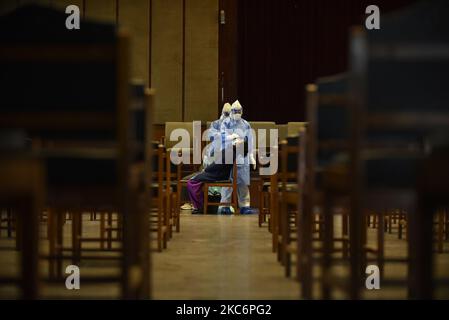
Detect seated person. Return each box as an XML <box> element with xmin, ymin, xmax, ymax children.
<box><xmin>180</xmin><ymin>103</ymin><xmax>232</xmax><ymax>211</ymax></box>
<box><xmin>187</xmin><ymin>135</ymin><xmax>248</xmax><ymax>214</ymax></box>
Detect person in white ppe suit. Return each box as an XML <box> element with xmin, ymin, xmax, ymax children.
<box><xmin>203</xmin><ymin>102</ymin><xmax>232</xmax><ymax>167</ymax></box>
<box><xmin>219</xmin><ymin>100</ymin><xmax>256</xmax><ymax>215</ymax></box>
<box><xmin>182</xmin><ymin>103</ymin><xmax>232</xmax><ymax>211</ymax></box>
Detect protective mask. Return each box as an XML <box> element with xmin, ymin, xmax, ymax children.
<box><xmin>231</xmin><ymin>113</ymin><xmax>241</xmax><ymax>121</ymax></box>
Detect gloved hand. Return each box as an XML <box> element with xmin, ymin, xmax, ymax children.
<box><xmin>203</xmin><ymin>154</ymin><xmax>211</xmax><ymax>167</ymax></box>
<box><xmin>249</xmin><ymin>153</ymin><xmax>257</xmax><ymax>170</ymax></box>
<box><xmin>226</xmin><ymin>133</ymin><xmax>240</xmax><ymax>141</ymax></box>
<box><xmin>232</xmin><ymin>138</ymin><xmax>244</xmax><ymax>146</ymax></box>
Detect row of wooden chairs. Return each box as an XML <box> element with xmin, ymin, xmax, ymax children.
<box><xmin>0</xmin><ymin>5</ymin><xmax>151</xmax><ymax>299</ymax></box>
<box><xmin>261</xmin><ymin>1</ymin><xmax>449</xmax><ymax>299</ymax></box>
<box><xmin>263</xmin><ymin>82</ymin><xmax>449</xmax><ymax>298</ymax></box>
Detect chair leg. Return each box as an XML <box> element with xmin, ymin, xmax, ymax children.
<box><xmin>342</xmin><ymin>211</ymin><xmax>349</xmax><ymax>259</ymax></box>
<box><xmin>258</xmin><ymin>192</ymin><xmax>264</xmax><ymax>227</ymax></box>
<box><xmin>409</xmin><ymin>200</ymin><xmax>433</xmax><ymax>299</ymax></box>
<box><xmin>299</xmin><ymin>193</ymin><xmax>313</xmax><ymax>299</ymax></box>
<box><xmin>175</xmin><ymin>193</ymin><xmax>180</xmax><ymax>233</ymax></box>
<box><xmin>377</xmin><ymin>210</ymin><xmax>385</xmax><ymax>279</ymax></box>
<box><xmin>437</xmin><ymin>210</ymin><xmax>444</xmax><ymax>253</ymax></box>
<box><xmin>321</xmin><ymin>192</ymin><xmax>333</xmax><ymax>299</ymax></box>
<box><xmin>203</xmin><ymin>184</ymin><xmax>208</xmax><ymax>215</ymax></box>
<box><xmin>19</xmin><ymin>199</ymin><xmax>39</xmax><ymax>299</ymax></box>
<box><xmin>232</xmin><ymin>186</ymin><xmax>238</xmax><ymax>215</ymax></box>
<box><xmin>73</xmin><ymin>211</ymin><xmax>82</xmax><ymax>266</ymax></box>
<box><xmin>444</xmin><ymin>209</ymin><xmax>449</xmax><ymax>240</ymax></box>
<box><xmin>163</xmin><ymin>230</ymin><xmax>168</xmax><ymax>249</ymax></box>
<box><xmin>271</xmin><ymin>192</ymin><xmax>278</xmax><ymax>253</ymax></box>
<box><xmin>167</xmin><ymin>194</ymin><xmax>173</xmax><ymax>239</ymax></box>
<box><xmin>157</xmin><ymin>210</ymin><xmax>163</xmax><ymax>252</ymax></box>
<box><xmin>47</xmin><ymin>208</ymin><xmax>56</xmax><ymax>279</ymax></box>
<box><xmin>7</xmin><ymin>209</ymin><xmax>13</xmax><ymax>238</ymax></box>
<box><xmin>281</xmin><ymin>206</ymin><xmax>289</xmax><ymax>272</ymax></box>
<box><xmin>100</xmin><ymin>213</ymin><xmax>105</xmax><ymax>250</ymax></box>
<box><xmin>15</xmin><ymin>209</ymin><xmax>22</xmax><ymax>251</ymax></box>
<box><xmin>55</xmin><ymin>209</ymin><xmax>64</xmax><ymax>279</ymax></box>
<box><xmin>107</xmin><ymin>212</ymin><xmax>113</xmax><ymax>250</ymax></box>
<box><xmin>72</xmin><ymin>211</ymin><xmax>79</xmax><ymax>266</ymax></box>
<box><xmin>388</xmin><ymin>212</ymin><xmax>394</xmax><ymax>234</ymax></box>
<box><xmin>285</xmin><ymin>250</ymin><xmax>291</xmax><ymax>278</ymax></box>
<box><xmin>398</xmin><ymin>217</ymin><xmax>404</xmax><ymax>240</ymax></box>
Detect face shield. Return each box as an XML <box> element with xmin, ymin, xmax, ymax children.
<box><xmin>231</xmin><ymin>108</ymin><xmax>242</xmax><ymax>121</ymax></box>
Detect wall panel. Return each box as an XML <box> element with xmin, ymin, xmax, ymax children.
<box><xmin>238</xmin><ymin>0</ymin><xmax>417</xmax><ymax>123</ymax></box>
<box><xmin>184</xmin><ymin>0</ymin><xmax>218</xmax><ymax>122</ymax></box>
<box><xmin>51</xmin><ymin>0</ymin><xmax>84</xmax><ymax>15</ymax></box>
<box><xmin>85</xmin><ymin>0</ymin><xmax>115</xmax><ymax>23</ymax></box>
<box><xmin>119</xmin><ymin>0</ymin><xmax>149</xmax><ymax>85</ymax></box>
<box><xmin>151</xmin><ymin>0</ymin><xmax>183</xmax><ymax>123</ymax></box>
<box><xmin>0</xmin><ymin>0</ymin><xmax>18</xmax><ymax>15</ymax></box>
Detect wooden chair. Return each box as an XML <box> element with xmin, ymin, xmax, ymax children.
<box><xmin>278</xmin><ymin>133</ymin><xmax>306</xmax><ymax>278</ymax></box>
<box><xmin>164</xmin><ymin>121</ymin><xmax>198</xmax><ymax>223</ymax></box>
<box><xmin>287</xmin><ymin>122</ymin><xmax>307</xmax><ymax>138</ymax></box>
<box><xmin>257</xmin><ymin>124</ymin><xmax>282</xmax><ymax>228</ymax></box>
<box><xmin>203</xmin><ymin>161</ymin><xmax>238</xmax><ymax>214</ymax></box>
<box><xmin>96</xmin><ymin>82</ymin><xmax>150</xmax><ymax>252</ymax></box>
<box><xmin>299</xmin><ymin>75</ymin><xmax>352</xmax><ymax>299</ymax></box>
<box><xmin>149</xmin><ymin>142</ymin><xmax>169</xmax><ymax>252</ymax></box>
<box><xmin>165</xmin><ymin>147</ymin><xmax>182</xmax><ymax>235</ymax></box>
<box><xmin>0</xmin><ymin>209</ymin><xmax>14</xmax><ymax>239</ymax></box>
<box><xmin>0</xmin><ymin>5</ymin><xmax>150</xmax><ymax>298</ymax></box>
<box><xmin>277</xmin><ymin>124</ymin><xmax>288</xmax><ymax>141</ymax></box>
<box><xmin>249</xmin><ymin>121</ymin><xmax>277</xmax><ymax>163</ymax></box>
<box><xmin>305</xmin><ymin>72</ymin><xmax>408</xmax><ymax>299</ymax></box>
<box><xmin>0</xmin><ymin>155</ymin><xmax>45</xmax><ymax>299</ymax></box>
<box><xmin>258</xmin><ymin>152</ymin><xmax>278</xmax><ymax>228</ymax></box>
<box><xmin>349</xmin><ymin>0</ymin><xmax>449</xmax><ymax>298</ymax></box>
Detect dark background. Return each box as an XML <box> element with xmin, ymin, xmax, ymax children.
<box><xmin>237</xmin><ymin>0</ymin><xmax>417</xmax><ymax>123</ymax></box>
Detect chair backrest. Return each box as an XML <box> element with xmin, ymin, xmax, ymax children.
<box><xmin>304</xmin><ymin>73</ymin><xmax>349</xmax><ymax>196</ymax></box>
<box><xmin>280</xmin><ymin>136</ymin><xmax>302</xmax><ymax>186</ymax></box>
<box><xmin>350</xmin><ymin>0</ymin><xmax>449</xmax><ymax>191</ymax></box>
<box><xmin>287</xmin><ymin>122</ymin><xmax>307</xmax><ymax>138</ymax></box>
<box><xmin>277</xmin><ymin>124</ymin><xmax>288</xmax><ymax>141</ymax></box>
<box><xmin>0</xmin><ymin>5</ymin><xmax>131</xmax><ymax>190</ymax></box>
<box><xmin>164</xmin><ymin>122</ymin><xmax>194</xmax><ymax>149</ymax></box>
<box><xmin>307</xmin><ymin>73</ymin><xmax>349</xmax><ymax>170</ymax></box>
<box><xmin>0</xmin><ymin>5</ymin><xmax>125</xmax><ymax>146</ymax></box>
<box><xmin>249</xmin><ymin>121</ymin><xmax>277</xmax><ymax>151</ymax></box>
<box><xmin>131</xmin><ymin>81</ymin><xmax>152</xmax><ymax>163</ymax></box>
<box><xmin>352</xmin><ymin>0</ymin><xmax>449</xmax><ymax>145</ymax></box>
<box><xmin>0</xmin><ymin>5</ymin><xmax>151</xmax><ymax>299</ymax></box>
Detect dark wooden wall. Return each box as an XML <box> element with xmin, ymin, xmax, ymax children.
<box><xmin>219</xmin><ymin>0</ymin><xmax>239</xmax><ymax>110</ymax></box>
<box><xmin>237</xmin><ymin>0</ymin><xmax>417</xmax><ymax>123</ymax></box>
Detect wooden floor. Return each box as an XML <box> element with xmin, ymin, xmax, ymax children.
<box><xmin>153</xmin><ymin>212</ymin><xmax>298</xmax><ymax>299</ymax></box>
<box><xmin>0</xmin><ymin>211</ymin><xmax>448</xmax><ymax>299</ymax></box>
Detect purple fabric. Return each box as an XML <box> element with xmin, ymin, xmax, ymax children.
<box><xmin>187</xmin><ymin>179</ymin><xmax>204</xmax><ymax>210</ymax></box>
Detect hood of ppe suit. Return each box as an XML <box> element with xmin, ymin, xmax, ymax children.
<box><xmin>220</xmin><ymin>103</ymin><xmax>232</xmax><ymax>120</ymax></box>
<box><xmin>231</xmin><ymin>100</ymin><xmax>243</xmax><ymax>122</ymax></box>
